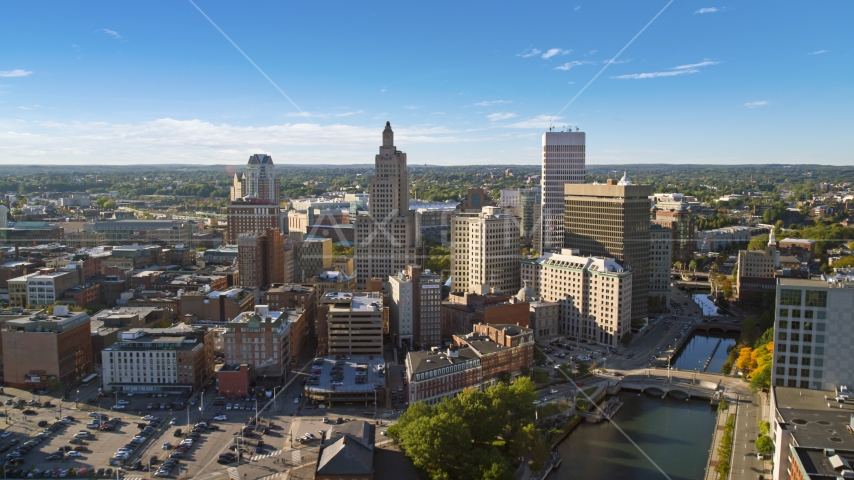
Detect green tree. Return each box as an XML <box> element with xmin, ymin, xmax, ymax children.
<box><xmin>620</xmin><ymin>332</ymin><xmax>633</xmax><ymax>347</ymax></box>
<box><xmin>103</xmin><ymin>200</ymin><xmax>117</xmax><ymax>209</ymax></box>
<box><xmin>756</xmin><ymin>435</ymin><xmax>773</xmax><ymax>457</ymax></box>
<box><xmin>748</xmin><ymin>235</ymin><xmax>769</xmax><ymax>250</ymax></box>
<box><xmin>575</xmin><ymin>361</ymin><xmax>590</xmax><ymax>377</ymax></box>
<box><xmin>758</xmin><ymin>421</ymin><xmax>770</xmax><ymax>435</ymax></box>
<box><xmin>833</xmin><ymin>256</ymin><xmax>854</xmax><ymax>268</ymax></box>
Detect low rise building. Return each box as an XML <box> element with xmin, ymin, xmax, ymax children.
<box><xmin>65</xmin><ymin>231</ymin><xmax>106</xmax><ymax>248</ymax></box>
<box><xmin>303</xmin><ymin>355</ymin><xmax>386</xmax><ymax>406</ymax></box>
<box><xmin>453</xmin><ymin>323</ymin><xmax>534</xmax><ymax>383</ymax></box>
<box><xmin>695</xmin><ymin>225</ymin><xmax>752</xmax><ymax>254</ymax></box>
<box><xmin>321</xmin><ymin>292</ymin><xmax>384</xmax><ymax>357</ymax></box>
<box><xmin>101</xmin><ymin>325</ymin><xmax>215</xmax><ymax>393</ymax></box>
<box><xmin>179</xmin><ymin>288</ymin><xmax>254</xmax><ymax>323</ymax></box>
<box><xmin>61</xmin><ymin>282</ymin><xmax>101</xmax><ymax>310</ymax></box>
<box><xmin>93</xmin><ymin>220</ymin><xmax>195</xmax><ymax>245</ymax></box>
<box><xmin>223</xmin><ymin>305</ymin><xmax>292</xmax><ymax>379</ymax></box>
<box><xmin>405</xmin><ymin>346</ymin><xmax>482</xmax><ymax>406</ymax></box>
<box><xmin>216</xmin><ymin>363</ymin><xmax>254</xmax><ymax>398</ymax></box>
<box><xmin>25</xmin><ymin>268</ymin><xmax>83</xmax><ymax>307</ymax></box>
<box><xmin>2</xmin><ymin>306</ymin><xmax>93</xmax><ymax>389</ymax></box>
<box><xmin>440</xmin><ymin>291</ymin><xmax>529</xmax><ymax>340</ymax></box>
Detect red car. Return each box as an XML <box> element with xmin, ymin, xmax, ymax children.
<box><xmin>576</xmin><ymin>382</ymin><xmax>585</xmax><ymax>387</ymax></box>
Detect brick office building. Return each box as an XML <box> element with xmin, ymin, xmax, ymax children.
<box><xmin>2</xmin><ymin>307</ymin><xmax>93</xmax><ymax>389</ymax></box>
<box><xmin>453</xmin><ymin>323</ymin><xmax>534</xmax><ymax>384</ymax></box>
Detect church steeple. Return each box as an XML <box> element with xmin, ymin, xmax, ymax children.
<box><xmin>382</xmin><ymin>121</ymin><xmax>394</xmax><ymax>147</ymax></box>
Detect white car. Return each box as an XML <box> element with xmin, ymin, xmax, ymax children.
<box><xmin>88</xmin><ymin>412</ymin><xmax>100</xmax><ymax>418</ymax></box>
<box><xmin>117</xmin><ymin>448</ymin><xmax>134</xmax><ymax>453</ymax></box>
<box><xmin>214</xmin><ymin>414</ymin><xmax>227</xmax><ymax>421</ymax></box>
<box><xmin>225</xmin><ymin>404</ymin><xmax>232</xmax><ymax>411</ymax></box>
<box><xmin>73</xmin><ymin>432</ymin><xmax>90</xmax><ymax>438</ymax></box>
<box><xmin>294</xmin><ymin>397</ymin><xmax>300</xmax><ymax>404</ymax></box>
<box><xmin>0</xmin><ymin>431</ymin><xmax>10</xmax><ymax>438</ymax></box>
<box><xmin>141</xmin><ymin>415</ymin><xmax>156</xmax><ymax>421</ymax></box>
<box><xmin>162</xmin><ymin>442</ymin><xmax>171</xmax><ymax>450</ymax></box>
<box><xmin>117</xmin><ymin>400</ymin><xmax>130</xmax><ymax>405</ymax></box>
<box><xmin>169</xmin><ymin>418</ymin><xmax>178</xmax><ymax>425</ymax></box>
<box><xmin>111</xmin><ymin>405</ymin><xmax>126</xmax><ymax>410</ymax></box>
<box><xmin>550</xmin><ymin>389</ymin><xmax>559</xmax><ymax>394</ymax></box>
<box><xmin>67</xmin><ymin>451</ymin><xmax>82</xmax><ymax>458</ymax></box>
<box><xmin>113</xmin><ymin>452</ymin><xmax>129</xmax><ymax>460</ymax></box>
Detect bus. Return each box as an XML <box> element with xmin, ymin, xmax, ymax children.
<box><xmin>81</xmin><ymin>374</ymin><xmax>99</xmax><ymax>387</ymax></box>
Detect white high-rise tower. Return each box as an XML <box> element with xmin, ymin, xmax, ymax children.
<box><xmin>230</xmin><ymin>154</ymin><xmax>281</xmax><ymax>204</ymax></box>
<box><xmin>354</xmin><ymin>122</ymin><xmax>417</xmax><ymax>286</ymax></box>
<box><xmin>540</xmin><ymin>130</ymin><xmax>585</xmax><ymax>253</ymax></box>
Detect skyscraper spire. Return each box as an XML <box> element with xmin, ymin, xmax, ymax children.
<box><xmin>383</xmin><ymin>121</ymin><xmax>394</xmax><ymax>147</ymax></box>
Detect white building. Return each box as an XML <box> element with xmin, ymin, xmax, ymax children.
<box><xmin>451</xmin><ymin>206</ymin><xmax>520</xmax><ymax>295</ymax></box>
<box><xmin>522</xmin><ymin>249</ymin><xmax>633</xmax><ymax>347</ymax></box>
<box><xmin>499</xmin><ymin>189</ymin><xmax>521</xmax><ymax>215</ymax></box>
<box><xmin>540</xmin><ymin>130</ymin><xmax>585</xmax><ymax>253</ymax></box>
<box><xmin>354</xmin><ymin>123</ymin><xmax>417</xmax><ymax>287</ymax></box>
<box><xmin>695</xmin><ymin>225</ymin><xmax>752</xmax><ymax>253</ymax></box>
<box><xmin>771</xmin><ymin>274</ymin><xmax>854</xmax><ymax>391</ymax></box>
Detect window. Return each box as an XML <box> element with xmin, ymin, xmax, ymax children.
<box><xmin>778</xmin><ymin>332</ymin><xmax>787</xmax><ymax>341</ymax></box>
<box><xmin>800</xmin><ymin>380</ymin><xmax>810</xmax><ymax>389</ymax></box>
<box><xmin>804</xmin><ymin>310</ymin><xmax>814</xmax><ymax>319</ymax></box>
<box><xmin>815</xmin><ymin>347</ymin><xmax>824</xmax><ymax>356</ymax></box>
<box><xmin>801</xmin><ymin>357</ymin><xmax>810</xmax><ymax>366</ymax></box>
<box><xmin>780</xmin><ymin>289</ymin><xmax>802</xmax><ymax>306</ymax></box>
<box><xmin>805</xmin><ymin>290</ymin><xmax>827</xmax><ymax>308</ymax></box>
<box><xmin>803</xmin><ymin>334</ymin><xmax>812</xmax><ymax>343</ymax></box>
<box><xmin>813</xmin><ymin>370</ymin><xmax>823</xmax><ymax>379</ymax></box>
<box><xmin>791</xmin><ymin>321</ymin><xmax>801</xmax><ymax>330</ymax></box>
<box><xmin>814</xmin><ymin>358</ymin><xmax>823</xmax><ymax>367</ymax></box>
<box><xmin>777</xmin><ymin>355</ymin><xmax>786</xmax><ymax>364</ymax></box>
<box><xmin>816</xmin><ymin>323</ymin><xmax>826</xmax><ymax>332</ymax></box>
<box><xmin>803</xmin><ymin>346</ymin><xmax>811</xmax><ymax>355</ymax></box>
<box><xmin>790</xmin><ymin>333</ymin><xmax>800</xmax><ymax>342</ymax></box>
<box><xmin>779</xmin><ymin>320</ymin><xmax>788</xmax><ymax>329</ymax></box>
<box><xmin>816</xmin><ymin>335</ymin><xmax>825</xmax><ymax>344</ymax></box>
<box><xmin>790</xmin><ymin>345</ymin><xmax>799</xmax><ymax>353</ymax></box>
<box><xmin>817</xmin><ymin>311</ymin><xmax>826</xmax><ymax>320</ymax></box>
<box><xmin>788</xmin><ymin>356</ymin><xmax>798</xmax><ymax>364</ymax></box>
<box><xmin>788</xmin><ymin>368</ymin><xmax>798</xmax><ymax>377</ymax></box>
<box><xmin>779</xmin><ymin>308</ymin><xmax>789</xmax><ymax>317</ymax></box>
<box><xmin>803</xmin><ymin>322</ymin><xmax>813</xmax><ymax>331</ymax></box>
<box><xmin>791</xmin><ymin>310</ymin><xmax>801</xmax><ymax>319</ymax></box>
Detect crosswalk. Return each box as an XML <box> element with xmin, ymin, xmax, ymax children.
<box><xmin>257</xmin><ymin>473</ymin><xmax>285</xmax><ymax>480</ymax></box>
<box><xmin>124</xmin><ymin>477</ymin><xmax>145</xmax><ymax>480</ymax></box>
<box><xmin>227</xmin><ymin>467</ymin><xmax>240</xmax><ymax>480</ymax></box>
<box><xmin>250</xmin><ymin>449</ymin><xmax>283</xmax><ymax>461</ymax></box>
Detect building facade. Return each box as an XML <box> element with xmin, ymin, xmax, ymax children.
<box><xmin>522</xmin><ymin>249</ymin><xmax>633</xmax><ymax>347</ymax></box>
<box><xmin>563</xmin><ymin>177</ymin><xmax>650</xmax><ymax>324</ymax></box>
<box><xmin>226</xmin><ymin>198</ymin><xmax>281</xmax><ymax>244</ymax></box>
<box><xmin>237</xmin><ymin>228</ymin><xmax>284</xmax><ymax>289</ymax></box>
<box><xmin>230</xmin><ymin>154</ymin><xmax>281</xmax><ymax>204</ymax></box>
<box><xmin>354</xmin><ymin>123</ymin><xmax>417</xmax><ymax>287</ymax></box>
<box><xmin>223</xmin><ymin>305</ymin><xmax>292</xmax><ymax>379</ymax></box>
<box><xmin>450</xmin><ymin>206</ymin><xmax>520</xmax><ymax>295</ymax></box>
<box><xmin>388</xmin><ymin>266</ymin><xmax>442</xmax><ymax>349</ymax></box>
<box><xmin>93</xmin><ymin>220</ymin><xmax>194</xmax><ymax>245</ymax></box>
<box><xmin>736</xmin><ymin>230</ymin><xmax>779</xmax><ymax>301</ymax></box>
<box><xmin>321</xmin><ymin>291</ymin><xmax>385</xmax><ymax>356</ymax></box>
<box><xmin>652</xmin><ymin>206</ymin><xmax>696</xmax><ymax>265</ymax></box>
<box><xmin>2</xmin><ymin>307</ymin><xmax>93</xmax><ymax>389</ymax></box>
<box><xmin>649</xmin><ymin>223</ymin><xmax>672</xmax><ymax>307</ymax></box>
<box><xmin>771</xmin><ymin>274</ymin><xmax>854</xmax><ymax>391</ymax></box>
<box><xmin>540</xmin><ymin>130</ymin><xmax>585</xmax><ymax>253</ymax></box>
<box><xmin>101</xmin><ymin>326</ymin><xmax>214</xmax><ymax>393</ymax></box>
<box><xmin>295</xmin><ymin>238</ymin><xmax>333</xmax><ymax>282</ymax></box>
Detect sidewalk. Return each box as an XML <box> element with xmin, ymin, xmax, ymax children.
<box><xmin>704</xmin><ymin>402</ymin><xmax>733</xmax><ymax>480</ymax></box>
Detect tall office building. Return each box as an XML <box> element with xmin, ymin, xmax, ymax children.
<box><xmin>451</xmin><ymin>206</ymin><xmax>520</xmax><ymax>295</ymax></box>
<box><xmin>649</xmin><ymin>223</ymin><xmax>673</xmax><ymax>307</ymax></box>
<box><xmin>652</xmin><ymin>205</ymin><xmax>696</xmax><ymax>265</ymax></box>
<box><xmin>230</xmin><ymin>154</ymin><xmax>281</xmax><ymax>204</ymax></box>
<box><xmin>540</xmin><ymin>130</ymin><xmax>585</xmax><ymax>253</ymax></box>
<box><xmin>226</xmin><ymin>198</ymin><xmax>282</xmax><ymax>244</ymax></box>
<box><xmin>389</xmin><ymin>266</ymin><xmax>442</xmax><ymax>348</ymax></box>
<box><xmin>563</xmin><ymin>174</ymin><xmax>651</xmax><ymax>324</ymax></box>
<box><xmin>0</xmin><ymin>205</ymin><xmax>8</xmax><ymax>228</ymax></box>
<box><xmin>771</xmin><ymin>274</ymin><xmax>854</xmax><ymax>391</ymax></box>
<box><xmin>237</xmin><ymin>228</ymin><xmax>285</xmax><ymax>288</ymax></box>
<box><xmin>354</xmin><ymin>122</ymin><xmax>417</xmax><ymax>287</ymax></box>
<box><xmin>520</xmin><ymin>186</ymin><xmax>541</xmax><ymax>247</ymax></box>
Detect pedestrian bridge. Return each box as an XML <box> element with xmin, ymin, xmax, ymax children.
<box><xmin>611</xmin><ymin>375</ymin><xmax>722</xmax><ymax>402</ymax></box>
<box><xmin>693</xmin><ymin>321</ymin><xmax>742</xmax><ymax>334</ymax></box>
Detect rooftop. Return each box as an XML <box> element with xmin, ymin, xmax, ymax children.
<box><xmin>407</xmin><ymin>346</ymin><xmax>481</xmax><ymax>376</ymax></box>
<box><xmin>304</xmin><ymin>355</ymin><xmax>386</xmax><ymax>394</ymax></box>
<box><xmin>774</xmin><ymin>386</ymin><xmax>854</xmax><ymax>451</ymax></box>
<box><xmin>792</xmin><ymin>447</ymin><xmax>854</xmax><ymax>478</ymax></box>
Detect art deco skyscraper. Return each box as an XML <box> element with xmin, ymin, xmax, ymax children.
<box><xmin>540</xmin><ymin>130</ymin><xmax>585</xmax><ymax>253</ymax></box>
<box><xmin>354</xmin><ymin>122</ymin><xmax>417</xmax><ymax>287</ymax></box>
<box><xmin>563</xmin><ymin>174</ymin><xmax>651</xmax><ymax>325</ymax></box>
<box><xmin>230</xmin><ymin>154</ymin><xmax>281</xmax><ymax>204</ymax></box>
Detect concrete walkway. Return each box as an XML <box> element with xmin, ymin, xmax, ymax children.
<box><xmin>704</xmin><ymin>402</ymin><xmax>733</xmax><ymax>480</ymax></box>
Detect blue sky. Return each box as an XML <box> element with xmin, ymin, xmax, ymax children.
<box><xmin>1</xmin><ymin>1</ymin><xmax>851</xmax><ymax>166</ymax></box>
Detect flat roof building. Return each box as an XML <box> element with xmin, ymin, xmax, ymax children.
<box><xmin>320</xmin><ymin>291</ymin><xmax>385</xmax><ymax>357</ymax></box>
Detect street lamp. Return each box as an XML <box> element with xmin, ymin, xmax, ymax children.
<box><xmin>76</xmin><ymin>390</ymin><xmax>79</xmax><ymax>408</ymax></box>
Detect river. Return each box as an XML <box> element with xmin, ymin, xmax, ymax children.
<box><xmin>553</xmin><ymin>392</ymin><xmax>718</xmax><ymax>480</ymax></box>
<box><xmin>671</xmin><ymin>332</ymin><xmax>738</xmax><ymax>374</ymax></box>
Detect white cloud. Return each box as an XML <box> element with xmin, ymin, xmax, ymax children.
<box><xmin>0</xmin><ymin>118</ymin><xmax>506</xmax><ymax>165</ymax></box>
<box><xmin>517</xmin><ymin>48</ymin><xmax>542</xmax><ymax>58</ymax></box>
<box><xmin>612</xmin><ymin>59</ymin><xmax>719</xmax><ymax>79</ymax></box>
<box><xmin>333</xmin><ymin>110</ymin><xmax>364</xmax><ymax>117</ymax></box>
<box><xmin>487</xmin><ymin>112</ymin><xmax>518</xmax><ymax>121</ymax></box>
<box><xmin>17</xmin><ymin>105</ymin><xmax>40</xmax><ymax>110</ymax></box>
<box><xmin>808</xmin><ymin>50</ymin><xmax>827</xmax><ymax>55</ymax></box>
<box><xmin>506</xmin><ymin>115</ymin><xmax>562</xmax><ymax>129</ymax></box>
<box><xmin>589</xmin><ymin>50</ymin><xmax>597</xmax><ymax>55</ymax></box>
<box><xmin>473</xmin><ymin>100</ymin><xmax>512</xmax><ymax>107</ymax></box>
<box><xmin>694</xmin><ymin>7</ymin><xmax>718</xmax><ymax>14</ymax></box>
<box><xmin>674</xmin><ymin>60</ymin><xmax>720</xmax><ymax>69</ymax></box>
<box><xmin>567</xmin><ymin>82</ymin><xmax>575</xmax><ymax>84</ymax></box>
<box><xmin>0</xmin><ymin>69</ymin><xmax>33</xmax><ymax>78</ymax></box>
<box><xmin>431</xmin><ymin>112</ymin><xmax>445</xmax><ymax>115</ymax></box>
<box><xmin>404</xmin><ymin>105</ymin><xmax>418</xmax><ymax>110</ymax></box>
<box><xmin>574</xmin><ymin>5</ymin><xmax>581</xmax><ymax>11</ymax></box>
<box><xmin>613</xmin><ymin>69</ymin><xmax>699</xmax><ymax>79</ymax></box>
<box><xmin>285</xmin><ymin>110</ymin><xmax>364</xmax><ymax>119</ymax></box>
<box><xmin>380</xmin><ymin>87</ymin><xmax>386</xmax><ymax>93</ymax></box>
<box><xmin>745</xmin><ymin>101</ymin><xmax>769</xmax><ymax>108</ymax></box>
<box><xmin>554</xmin><ymin>60</ymin><xmax>594</xmax><ymax>71</ymax></box>
<box><xmin>101</xmin><ymin>28</ymin><xmax>122</xmax><ymax>39</ymax></box>
<box><xmin>542</xmin><ymin>48</ymin><xmax>570</xmax><ymax>59</ymax></box>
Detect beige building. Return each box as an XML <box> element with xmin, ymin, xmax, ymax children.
<box><xmin>451</xmin><ymin>206</ymin><xmax>520</xmax><ymax>295</ymax></box>
<box><xmin>7</xmin><ymin>273</ymin><xmax>38</xmax><ymax>308</ymax></box>
<box><xmin>736</xmin><ymin>230</ymin><xmax>779</xmax><ymax>300</ymax></box>
<box><xmin>320</xmin><ymin>291</ymin><xmax>385</xmax><ymax>356</ymax></box>
<box><xmin>389</xmin><ymin>266</ymin><xmax>442</xmax><ymax>348</ymax></box>
<box><xmin>522</xmin><ymin>249</ymin><xmax>633</xmax><ymax>347</ymax></box>
<box><xmin>223</xmin><ymin>305</ymin><xmax>292</xmax><ymax>378</ymax></box>
<box><xmin>25</xmin><ymin>268</ymin><xmax>82</xmax><ymax>307</ymax></box>
<box><xmin>93</xmin><ymin>220</ymin><xmax>195</xmax><ymax>245</ymax></box>
<box><xmin>229</xmin><ymin>154</ymin><xmax>281</xmax><ymax>204</ymax></box>
<box><xmin>529</xmin><ymin>300</ymin><xmax>560</xmax><ymax>340</ymax></box>
<box><xmin>354</xmin><ymin>122</ymin><xmax>417</xmax><ymax>287</ymax></box>
<box><xmin>65</xmin><ymin>231</ymin><xmax>106</xmax><ymax>248</ymax></box>
<box><xmin>563</xmin><ymin>175</ymin><xmax>650</xmax><ymax>324</ymax></box>
<box><xmin>295</xmin><ymin>238</ymin><xmax>333</xmax><ymax>282</ymax></box>
<box><xmin>649</xmin><ymin>223</ymin><xmax>672</xmax><ymax>306</ymax></box>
